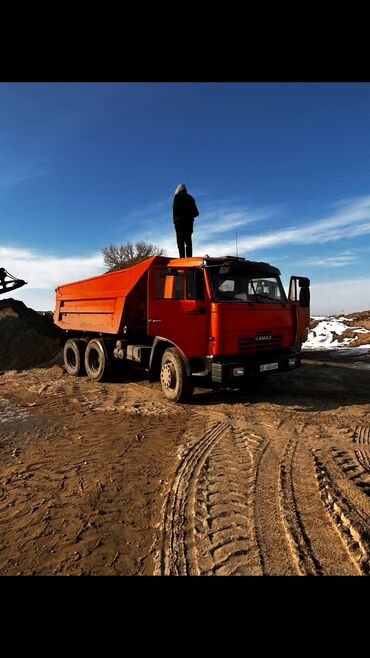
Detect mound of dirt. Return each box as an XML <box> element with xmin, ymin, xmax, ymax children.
<box><xmin>343</xmin><ymin>310</ymin><xmax>370</xmax><ymax>330</ymax></box>
<box><xmin>331</xmin><ymin>328</ymin><xmax>370</xmax><ymax>347</ymax></box>
<box><xmin>0</xmin><ymin>298</ymin><xmax>64</xmax><ymax>371</ymax></box>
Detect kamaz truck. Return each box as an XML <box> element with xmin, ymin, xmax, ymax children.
<box><xmin>54</xmin><ymin>255</ymin><xmax>310</xmax><ymax>402</ymax></box>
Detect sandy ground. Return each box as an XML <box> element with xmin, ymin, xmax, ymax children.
<box><xmin>1</xmin><ymin>350</ymin><xmax>370</xmax><ymax>576</ymax></box>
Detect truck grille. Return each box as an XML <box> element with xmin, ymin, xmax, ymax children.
<box><xmin>238</xmin><ymin>335</ymin><xmax>283</xmax><ymax>352</ymax></box>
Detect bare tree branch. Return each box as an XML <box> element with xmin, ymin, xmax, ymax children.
<box><xmin>102</xmin><ymin>241</ymin><xmax>167</xmax><ymax>271</ymax></box>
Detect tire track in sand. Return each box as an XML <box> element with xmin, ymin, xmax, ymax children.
<box><xmin>278</xmin><ymin>438</ymin><xmax>323</xmax><ymax>575</ymax></box>
<box><xmin>155</xmin><ymin>421</ymin><xmax>267</xmax><ymax>576</ymax></box>
<box><xmin>312</xmin><ymin>450</ymin><xmax>370</xmax><ymax>575</ymax></box>
<box><xmin>252</xmin><ymin>419</ymin><xmax>359</xmax><ymax>576</ymax></box>
<box><xmin>353</xmin><ymin>426</ymin><xmax>370</xmax><ymax>445</ymax></box>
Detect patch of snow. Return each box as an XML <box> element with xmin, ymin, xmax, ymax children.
<box><xmin>304</xmin><ymin>319</ymin><xmax>348</xmax><ymax>349</ymax></box>
<box><xmin>304</xmin><ymin>316</ymin><xmax>370</xmax><ymax>350</ymax></box>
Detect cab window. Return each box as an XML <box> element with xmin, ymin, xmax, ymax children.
<box><xmin>172</xmin><ymin>271</ymin><xmax>185</xmax><ymax>299</ymax></box>
<box><xmin>153</xmin><ymin>269</ymin><xmax>185</xmax><ymax>299</ymax></box>
<box><xmin>154</xmin><ymin>268</ymin><xmax>204</xmax><ymax>300</ymax></box>
<box><xmin>186</xmin><ymin>270</ymin><xmax>204</xmax><ymax>300</ymax></box>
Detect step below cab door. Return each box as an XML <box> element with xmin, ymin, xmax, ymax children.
<box><xmin>147</xmin><ymin>266</ymin><xmax>209</xmax><ymax>357</ymax></box>
<box><xmin>288</xmin><ymin>276</ymin><xmax>310</xmax><ymax>347</ymax></box>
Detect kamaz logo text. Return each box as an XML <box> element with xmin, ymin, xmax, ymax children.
<box><xmin>255</xmin><ymin>335</ymin><xmax>272</xmax><ymax>341</ymax></box>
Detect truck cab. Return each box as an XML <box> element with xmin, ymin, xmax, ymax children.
<box><xmin>146</xmin><ymin>256</ymin><xmax>310</xmax><ymax>397</ymax></box>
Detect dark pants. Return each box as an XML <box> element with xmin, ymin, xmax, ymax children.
<box><xmin>174</xmin><ymin>220</ymin><xmax>193</xmax><ymax>258</ymax></box>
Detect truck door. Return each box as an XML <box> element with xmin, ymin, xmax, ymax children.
<box><xmin>147</xmin><ymin>266</ymin><xmax>209</xmax><ymax>357</ymax></box>
<box><xmin>288</xmin><ymin>276</ymin><xmax>310</xmax><ymax>346</ymax></box>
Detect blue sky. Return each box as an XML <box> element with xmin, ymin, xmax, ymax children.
<box><xmin>1</xmin><ymin>81</ymin><xmax>370</xmax><ymax>314</ymax></box>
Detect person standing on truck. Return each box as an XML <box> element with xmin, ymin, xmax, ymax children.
<box><xmin>173</xmin><ymin>183</ymin><xmax>199</xmax><ymax>258</ymax></box>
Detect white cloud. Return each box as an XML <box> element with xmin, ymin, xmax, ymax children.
<box><xmin>191</xmin><ymin>195</ymin><xmax>370</xmax><ymax>255</ymax></box>
<box><xmin>0</xmin><ymin>246</ymin><xmax>35</xmax><ymax>259</ymax></box>
<box><xmin>0</xmin><ymin>245</ymin><xmax>104</xmax><ymax>309</ymax></box>
<box><xmin>308</xmin><ymin>278</ymin><xmax>370</xmax><ymax>315</ymax></box>
<box><xmin>134</xmin><ymin>194</ymin><xmax>370</xmax><ymax>260</ymax></box>
<box><xmin>196</xmin><ymin>207</ymin><xmax>276</xmax><ymax>239</ymax></box>
<box><xmin>132</xmin><ymin>201</ymin><xmax>278</xmax><ymax>258</ymax></box>
<box><xmin>302</xmin><ymin>252</ymin><xmax>359</xmax><ymax>268</ymax></box>
<box><xmin>9</xmin><ymin>287</ymin><xmax>58</xmax><ymax>312</ymax></box>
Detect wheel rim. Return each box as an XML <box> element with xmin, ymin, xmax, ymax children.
<box><xmin>161</xmin><ymin>362</ymin><xmax>177</xmax><ymax>390</ymax></box>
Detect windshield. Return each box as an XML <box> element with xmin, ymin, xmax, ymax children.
<box><xmin>207</xmin><ymin>268</ymin><xmax>286</xmax><ymax>304</ymax></box>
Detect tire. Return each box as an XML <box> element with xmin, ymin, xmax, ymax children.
<box><xmin>84</xmin><ymin>339</ymin><xmax>107</xmax><ymax>382</ymax></box>
<box><xmin>63</xmin><ymin>338</ymin><xmax>87</xmax><ymax>376</ymax></box>
<box><xmin>160</xmin><ymin>347</ymin><xmax>193</xmax><ymax>402</ymax></box>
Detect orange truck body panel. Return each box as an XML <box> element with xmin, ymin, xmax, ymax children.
<box><xmin>54</xmin><ymin>256</ymin><xmax>210</xmax><ymax>339</ymax></box>
<box><xmin>54</xmin><ymin>256</ymin><xmax>161</xmax><ymax>334</ymax></box>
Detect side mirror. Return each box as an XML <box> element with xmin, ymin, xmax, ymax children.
<box><xmin>298</xmin><ymin>277</ymin><xmax>310</xmax><ymax>288</ymax></box>
<box><xmin>299</xmin><ymin>286</ymin><xmax>310</xmax><ymax>308</ymax></box>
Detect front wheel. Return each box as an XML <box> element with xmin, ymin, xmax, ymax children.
<box><xmin>160</xmin><ymin>347</ymin><xmax>193</xmax><ymax>402</ymax></box>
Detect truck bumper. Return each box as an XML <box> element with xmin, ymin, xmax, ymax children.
<box><xmin>211</xmin><ymin>354</ymin><xmax>301</xmax><ymax>384</ymax></box>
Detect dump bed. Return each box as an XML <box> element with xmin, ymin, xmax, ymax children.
<box><xmin>54</xmin><ymin>256</ymin><xmax>166</xmax><ymax>334</ymax></box>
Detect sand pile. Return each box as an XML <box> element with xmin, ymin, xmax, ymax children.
<box><xmin>0</xmin><ymin>298</ymin><xmax>64</xmax><ymax>371</ymax></box>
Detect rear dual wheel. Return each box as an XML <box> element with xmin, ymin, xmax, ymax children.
<box><xmin>64</xmin><ymin>338</ymin><xmax>108</xmax><ymax>381</ymax></box>
<box><xmin>63</xmin><ymin>338</ymin><xmax>87</xmax><ymax>376</ymax></box>
<box><xmin>84</xmin><ymin>339</ymin><xmax>107</xmax><ymax>382</ymax></box>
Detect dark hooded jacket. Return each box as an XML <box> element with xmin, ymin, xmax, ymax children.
<box><xmin>173</xmin><ymin>190</ymin><xmax>199</xmax><ymax>225</ymax></box>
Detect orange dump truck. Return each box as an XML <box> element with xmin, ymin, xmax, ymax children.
<box><xmin>54</xmin><ymin>255</ymin><xmax>310</xmax><ymax>402</ymax></box>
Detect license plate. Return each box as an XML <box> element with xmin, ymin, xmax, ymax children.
<box><xmin>260</xmin><ymin>362</ymin><xmax>279</xmax><ymax>372</ymax></box>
